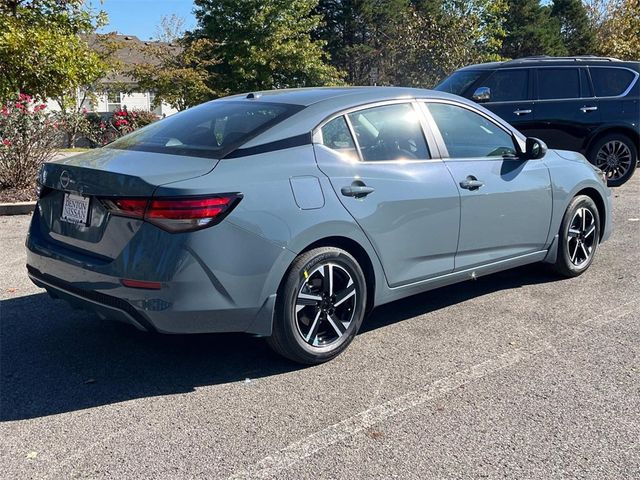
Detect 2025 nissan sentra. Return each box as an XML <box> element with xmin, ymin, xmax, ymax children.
<box><xmin>26</xmin><ymin>87</ymin><xmax>612</xmax><ymax>364</ymax></box>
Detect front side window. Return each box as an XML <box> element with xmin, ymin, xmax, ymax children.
<box><xmin>320</xmin><ymin>116</ymin><xmax>359</xmax><ymax>161</ymax></box>
<box><xmin>481</xmin><ymin>69</ymin><xmax>529</xmax><ymax>102</ymax></box>
<box><xmin>107</xmin><ymin>101</ymin><xmax>302</xmax><ymax>159</ymax></box>
<box><xmin>538</xmin><ymin>68</ymin><xmax>580</xmax><ymax>100</ymax></box>
<box><xmin>427</xmin><ymin>103</ymin><xmax>516</xmax><ymax>158</ymax></box>
<box><xmin>347</xmin><ymin>103</ymin><xmax>430</xmax><ymax>161</ymax></box>
<box><xmin>435</xmin><ymin>70</ymin><xmax>486</xmax><ymax>96</ymax></box>
<box><xmin>590</xmin><ymin>67</ymin><xmax>636</xmax><ymax>97</ymax></box>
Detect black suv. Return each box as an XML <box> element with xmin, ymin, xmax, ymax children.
<box><xmin>435</xmin><ymin>56</ymin><xmax>640</xmax><ymax>186</ymax></box>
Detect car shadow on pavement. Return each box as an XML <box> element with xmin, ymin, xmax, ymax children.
<box><xmin>0</xmin><ymin>264</ymin><xmax>560</xmax><ymax>421</ymax></box>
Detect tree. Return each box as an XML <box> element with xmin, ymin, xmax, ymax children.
<box><xmin>154</xmin><ymin>14</ymin><xmax>187</xmax><ymax>43</ymax></box>
<box><xmin>315</xmin><ymin>0</ymin><xmax>507</xmax><ymax>87</ymax></box>
<box><xmin>501</xmin><ymin>0</ymin><xmax>567</xmax><ymax>58</ymax></box>
<box><xmin>551</xmin><ymin>0</ymin><xmax>596</xmax><ymax>55</ymax></box>
<box><xmin>0</xmin><ymin>0</ymin><xmax>110</xmax><ymax>104</ymax></box>
<box><xmin>191</xmin><ymin>0</ymin><xmax>343</xmax><ymax>95</ymax></box>
<box><xmin>132</xmin><ymin>38</ymin><xmax>219</xmax><ymax>111</ymax></box>
<box><xmin>586</xmin><ymin>0</ymin><xmax>640</xmax><ymax>60</ymax></box>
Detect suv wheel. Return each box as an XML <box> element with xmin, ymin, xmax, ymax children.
<box><xmin>267</xmin><ymin>247</ymin><xmax>367</xmax><ymax>364</ymax></box>
<box><xmin>589</xmin><ymin>133</ymin><xmax>637</xmax><ymax>187</ymax></box>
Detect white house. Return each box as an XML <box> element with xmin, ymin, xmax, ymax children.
<box><xmin>46</xmin><ymin>35</ymin><xmax>178</xmax><ymax>117</ymax></box>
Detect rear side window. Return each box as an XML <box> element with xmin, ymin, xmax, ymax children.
<box><xmin>320</xmin><ymin>116</ymin><xmax>359</xmax><ymax>161</ymax></box>
<box><xmin>427</xmin><ymin>103</ymin><xmax>516</xmax><ymax>158</ymax></box>
<box><xmin>590</xmin><ymin>68</ymin><xmax>636</xmax><ymax>97</ymax></box>
<box><xmin>107</xmin><ymin>101</ymin><xmax>302</xmax><ymax>159</ymax></box>
<box><xmin>481</xmin><ymin>69</ymin><xmax>529</xmax><ymax>102</ymax></box>
<box><xmin>347</xmin><ymin>103</ymin><xmax>430</xmax><ymax>161</ymax></box>
<box><xmin>538</xmin><ymin>68</ymin><xmax>580</xmax><ymax>100</ymax></box>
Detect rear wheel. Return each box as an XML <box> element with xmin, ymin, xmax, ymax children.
<box><xmin>588</xmin><ymin>133</ymin><xmax>637</xmax><ymax>187</ymax></box>
<box><xmin>552</xmin><ymin>195</ymin><xmax>600</xmax><ymax>278</ymax></box>
<box><xmin>267</xmin><ymin>247</ymin><xmax>367</xmax><ymax>364</ymax></box>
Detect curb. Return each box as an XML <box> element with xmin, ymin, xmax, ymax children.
<box><xmin>0</xmin><ymin>201</ymin><xmax>36</xmax><ymax>215</ymax></box>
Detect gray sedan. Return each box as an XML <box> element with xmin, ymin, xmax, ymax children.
<box><xmin>26</xmin><ymin>87</ymin><xmax>612</xmax><ymax>363</ymax></box>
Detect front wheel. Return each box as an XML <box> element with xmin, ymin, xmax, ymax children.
<box><xmin>267</xmin><ymin>247</ymin><xmax>367</xmax><ymax>364</ymax></box>
<box><xmin>552</xmin><ymin>195</ymin><xmax>600</xmax><ymax>278</ymax></box>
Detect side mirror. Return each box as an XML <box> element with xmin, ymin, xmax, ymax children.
<box><xmin>472</xmin><ymin>86</ymin><xmax>491</xmax><ymax>102</ymax></box>
<box><xmin>525</xmin><ymin>137</ymin><xmax>547</xmax><ymax>160</ymax></box>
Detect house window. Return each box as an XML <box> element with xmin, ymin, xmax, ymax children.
<box><xmin>107</xmin><ymin>92</ymin><xmax>122</xmax><ymax>112</ymax></box>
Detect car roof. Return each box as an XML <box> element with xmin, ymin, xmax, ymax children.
<box><xmin>218</xmin><ymin>86</ymin><xmax>463</xmax><ymax>107</ymax></box>
<box><xmin>459</xmin><ymin>56</ymin><xmax>640</xmax><ymax>71</ymax></box>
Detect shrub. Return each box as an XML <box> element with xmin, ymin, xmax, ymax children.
<box><xmin>55</xmin><ymin>108</ymin><xmax>95</xmax><ymax>148</ymax></box>
<box><xmin>0</xmin><ymin>94</ymin><xmax>58</xmax><ymax>189</ymax></box>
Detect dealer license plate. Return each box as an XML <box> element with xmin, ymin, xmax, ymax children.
<box><xmin>61</xmin><ymin>193</ymin><xmax>90</xmax><ymax>225</ymax></box>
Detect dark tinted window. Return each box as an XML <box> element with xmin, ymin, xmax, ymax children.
<box><xmin>320</xmin><ymin>116</ymin><xmax>359</xmax><ymax>162</ymax></box>
<box><xmin>590</xmin><ymin>67</ymin><xmax>636</xmax><ymax>97</ymax></box>
<box><xmin>347</xmin><ymin>103</ymin><xmax>430</xmax><ymax>161</ymax></box>
<box><xmin>427</xmin><ymin>103</ymin><xmax>516</xmax><ymax>158</ymax></box>
<box><xmin>481</xmin><ymin>69</ymin><xmax>528</xmax><ymax>102</ymax></box>
<box><xmin>107</xmin><ymin>101</ymin><xmax>301</xmax><ymax>159</ymax></box>
<box><xmin>580</xmin><ymin>69</ymin><xmax>593</xmax><ymax>97</ymax></box>
<box><xmin>538</xmin><ymin>68</ymin><xmax>580</xmax><ymax>100</ymax></box>
<box><xmin>435</xmin><ymin>70</ymin><xmax>486</xmax><ymax>95</ymax></box>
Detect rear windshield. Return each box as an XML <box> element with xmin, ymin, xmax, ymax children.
<box><xmin>435</xmin><ymin>70</ymin><xmax>486</xmax><ymax>96</ymax></box>
<box><xmin>106</xmin><ymin>101</ymin><xmax>303</xmax><ymax>159</ymax></box>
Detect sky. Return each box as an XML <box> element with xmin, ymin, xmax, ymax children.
<box><xmin>90</xmin><ymin>0</ymin><xmax>197</xmax><ymax>40</ymax></box>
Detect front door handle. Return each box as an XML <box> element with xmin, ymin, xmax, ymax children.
<box><xmin>513</xmin><ymin>109</ymin><xmax>532</xmax><ymax>116</ymax></box>
<box><xmin>580</xmin><ymin>106</ymin><xmax>598</xmax><ymax>113</ymax></box>
<box><xmin>460</xmin><ymin>176</ymin><xmax>484</xmax><ymax>191</ymax></box>
<box><xmin>341</xmin><ymin>183</ymin><xmax>375</xmax><ymax>198</ymax></box>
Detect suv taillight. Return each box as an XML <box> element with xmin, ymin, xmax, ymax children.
<box><xmin>102</xmin><ymin>194</ymin><xmax>242</xmax><ymax>232</ymax></box>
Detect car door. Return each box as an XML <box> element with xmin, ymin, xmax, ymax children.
<box><xmin>469</xmin><ymin>68</ymin><xmax>537</xmax><ymax>133</ymax></box>
<box><xmin>313</xmin><ymin>101</ymin><xmax>460</xmax><ymax>287</ymax></box>
<box><xmin>423</xmin><ymin>101</ymin><xmax>553</xmax><ymax>271</ymax></box>
<box><xmin>530</xmin><ymin>67</ymin><xmax>601</xmax><ymax>152</ymax></box>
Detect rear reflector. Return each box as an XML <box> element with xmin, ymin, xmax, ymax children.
<box><xmin>121</xmin><ymin>279</ymin><xmax>162</xmax><ymax>290</ymax></box>
<box><xmin>102</xmin><ymin>193</ymin><xmax>242</xmax><ymax>232</ymax></box>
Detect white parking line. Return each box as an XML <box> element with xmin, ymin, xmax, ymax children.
<box><xmin>229</xmin><ymin>300</ymin><xmax>639</xmax><ymax>479</ymax></box>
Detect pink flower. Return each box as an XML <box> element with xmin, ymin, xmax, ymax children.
<box><xmin>18</xmin><ymin>93</ymin><xmax>32</xmax><ymax>103</ymax></box>
<box><xmin>82</xmin><ymin>107</ymin><xmax>88</xmax><ymax>114</ymax></box>
<box><xmin>2</xmin><ymin>139</ymin><xmax>11</xmax><ymax>146</ymax></box>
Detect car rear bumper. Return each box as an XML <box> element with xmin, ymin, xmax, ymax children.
<box><xmin>25</xmin><ymin>209</ymin><xmax>293</xmax><ymax>336</ymax></box>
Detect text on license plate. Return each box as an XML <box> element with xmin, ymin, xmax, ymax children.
<box><xmin>61</xmin><ymin>193</ymin><xmax>90</xmax><ymax>225</ymax></box>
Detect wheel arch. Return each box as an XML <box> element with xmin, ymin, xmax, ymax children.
<box><xmin>298</xmin><ymin>236</ymin><xmax>377</xmax><ymax>313</ymax></box>
<box><xmin>584</xmin><ymin>126</ymin><xmax>640</xmax><ymax>157</ymax></box>
<box><xmin>574</xmin><ymin>187</ymin><xmax>607</xmax><ymax>241</ymax></box>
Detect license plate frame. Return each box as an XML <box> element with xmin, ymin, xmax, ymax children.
<box><xmin>61</xmin><ymin>193</ymin><xmax>90</xmax><ymax>225</ymax></box>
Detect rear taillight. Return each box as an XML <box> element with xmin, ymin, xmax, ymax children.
<box><xmin>102</xmin><ymin>194</ymin><xmax>242</xmax><ymax>232</ymax></box>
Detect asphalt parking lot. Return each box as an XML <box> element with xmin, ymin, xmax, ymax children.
<box><xmin>1</xmin><ymin>176</ymin><xmax>639</xmax><ymax>479</ymax></box>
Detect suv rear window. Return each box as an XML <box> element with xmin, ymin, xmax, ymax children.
<box><xmin>538</xmin><ymin>68</ymin><xmax>580</xmax><ymax>100</ymax></box>
<box><xmin>590</xmin><ymin>67</ymin><xmax>636</xmax><ymax>97</ymax></box>
<box><xmin>107</xmin><ymin>101</ymin><xmax>303</xmax><ymax>159</ymax></box>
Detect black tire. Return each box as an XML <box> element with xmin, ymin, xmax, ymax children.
<box><xmin>552</xmin><ymin>195</ymin><xmax>600</xmax><ymax>278</ymax></box>
<box><xmin>588</xmin><ymin>133</ymin><xmax>637</xmax><ymax>187</ymax></box>
<box><xmin>267</xmin><ymin>247</ymin><xmax>367</xmax><ymax>364</ymax></box>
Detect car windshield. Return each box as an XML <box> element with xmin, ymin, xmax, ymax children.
<box><xmin>106</xmin><ymin>100</ymin><xmax>303</xmax><ymax>159</ymax></box>
<box><xmin>435</xmin><ymin>70</ymin><xmax>485</xmax><ymax>95</ymax></box>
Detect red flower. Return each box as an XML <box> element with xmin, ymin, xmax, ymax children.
<box><xmin>115</xmin><ymin>119</ymin><xmax>128</xmax><ymax>127</ymax></box>
<box><xmin>2</xmin><ymin>139</ymin><xmax>11</xmax><ymax>146</ymax></box>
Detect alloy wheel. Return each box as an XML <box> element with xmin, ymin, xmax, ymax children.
<box><xmin>294</xmin><ymin>263</ymin><xmax>357</xmax><ymax>347</ymax></box>
<box><xmin>566</xmin><ymin>207</ymin><xmax>597</xmax><ymax>267</ymax></box>
<box><xmin>595</xmin><ymin>140</ymin><xmax>633</xmax><ymax>182</ymax></box>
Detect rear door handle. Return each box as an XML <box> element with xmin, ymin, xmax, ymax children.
<box><xmin>460</xmin><ymin>176</ymin><xmax>484</xmax><ymax>191</ymax></box>
<box><xmin>341</xmin><ymin>183</ymin><xmax>375</xmax><ymax>198</ymax></box>
<box><xmin>513</xmin><ymin>109</ymin><xmax>532</xmax><ymax>116</ymax></box>
<box><xmin>580</xmin><ymin>106</ymin><xmax>598</xmax><ymax>113</ymax></box>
